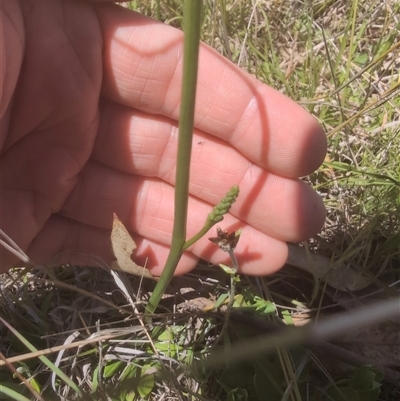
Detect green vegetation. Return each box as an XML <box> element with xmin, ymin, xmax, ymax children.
<box><xmin>1</xmin><ymin>1</ymin><xmax>399</xmax><ymax>400</ymax></box>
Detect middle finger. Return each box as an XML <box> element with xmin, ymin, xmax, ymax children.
<box><xmin>91</xmin><ymin>98</ymin><xmax>325</xmax><ymax>242</ymax></box>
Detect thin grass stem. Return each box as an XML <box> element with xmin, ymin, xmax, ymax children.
<box><xmin>146</xmin><ymin>0</ymin><xmax>203</xmax><ymax>314</ymax></box>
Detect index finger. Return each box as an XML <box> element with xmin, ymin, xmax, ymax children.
<box><xmin>94</xmin><ymin>4</ymin><xmax>326</xmax><ymax>178</ymax></box>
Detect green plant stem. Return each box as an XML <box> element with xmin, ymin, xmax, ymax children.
<box><xmin>225</xmin><ymin>248</ymin><xmax>239</xmax><ymax>313</ymax></box>
<box><xmin>146</xmin><ymin>0</ymin><xmax>203</xmax><ymax>315</ymax></box>
<box><xmin>215</xmin><ymin>248</ymin><xmax>239</xmax><ymax>345</ymax></box>
<box><xmin>183</xmin><ymin>220</ymin><xmax>215</xmax><ymax>251</ymax></box>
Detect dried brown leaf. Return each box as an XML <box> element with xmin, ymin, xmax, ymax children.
<box><xmin>110</xmin><ymin>213</ymin><xmax>155</xmax><ymax>280</ymax></box>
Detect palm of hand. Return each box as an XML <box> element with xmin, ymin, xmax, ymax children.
<box><xmin>1</xmin><ymin>0</ymin><xmax>326</xmax><ymax>276</ymax></box>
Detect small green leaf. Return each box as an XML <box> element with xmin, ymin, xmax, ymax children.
<box><xmin>120</xmin><ymin>363</ymin><xmax>137</xmax><ymax>381</ymax></box>
<box><xmin>103</xmin><ymin>360</ymin><xmax>124</xmax><ymax>378</ymax></box>
<box><xmin>214</xmin><ymin>293</ymin><xmax>229</xmax><ymax>309</ymax></box>
<box><xmin>359</xmin><ymin>386</ymin><xmax>381</xmax><ymax>401</ymax></box>
<box><xmin>28</xmin><ymin>377</ymin><xmax>41</xmax><ymax>394</ymax></box>
<box><xmin>281</xmin><ymin>310</ymin><xmax>294</xmax><ymax>325</ymax></box>
<box><xmin>353</xmin><ymin>52</ymin><xmax>369</xmax><ymax>66</ymax></box>
<box><xmin>125</xmin><ymin>390</ymin><xmax>135</xmax><ymax>401</ymax></box>
<box><xmin>350</xmin><ymin>366</ymin><xmax>376</xmax><ymax>391</ymax></box>
<box><xmin>219</xmin><ymin>263</ymin><xmax>236</xmax><ymax>275</ymax></box>
<box><xmin>91</xmin><ymin>365</ymin><xmax>99</xmax><ymax>394</ymax></box>
<box><xmin>155</xmin><ymin>328</ymin><xmax>181</xmax><ymax>357</ymax></box>
<box><xmin>137</xmin><ymin>372</ymin><xmax>155</xmax><ymax>397</ymax></box>
<box><xmin>233</xmin><ymin>294</ymin><xmax>246</xmax><ymax>307</ymax></box>
<box><xmin>252</xmin><ymin>297</ymin><xmax>276</xmax><ymax>314</ymax></box>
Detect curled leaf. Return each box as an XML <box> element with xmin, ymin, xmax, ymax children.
<box><xmin>110</xmin><ymin>213</ymin><xmax>155</xmax><ymax>280</ymax></box>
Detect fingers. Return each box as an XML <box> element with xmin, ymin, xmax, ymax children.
<box><xmin>0</xmin><ymin>1</ymin><xmax>325</xmax><ymax>278</ymax></box>
<box><xmin>58</xmin><ymin>160</ymin><xmax>292</xmax><ymax>275</ymax></box>
<box><xmin>93</xmin><ymin>4</ymin><xmax>326</xmax><ymax>178</ymax></box>
<box><xmin>27</xmin><ymin>212</ymin><xmax>286</xmax><ymax>277</ymax></box>
<box><xmin>92</xmin><ymin>99</ymin><xmax>325</xmax><ymax>241</ymax></box>
<box><xmin>26</xmin><ymin>215</ymin><xmax>200</xmax><ymax>276</ymax></box>
<box><xmin>5</xmin><ymin>0</ymin><xmax>102</xmax><ymax>149</ymax></box>
<box><xmin>0</xmin><ymin>0</ymin><xmax>103</xmax><ymax>271</ymax></box>
<box><xmin>0</xmin><ymin>1</ymin><xmax>24</xmax><ymax>123</ymax></box>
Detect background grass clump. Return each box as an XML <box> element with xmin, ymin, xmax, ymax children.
<box><xmin>1</xmin><ymin>0</ymin><xmax>399</xmax><ymax>400</ymax></box>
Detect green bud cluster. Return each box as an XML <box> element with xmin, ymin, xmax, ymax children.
<box><xmin>207</xmin><ymin>185</ymin><xmax>240</xmax><ymax>223</ymax></box>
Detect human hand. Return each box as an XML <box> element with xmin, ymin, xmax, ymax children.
<box><xmin>0</xmin><ymin>0</ymin><xmax>326</xmax><ymax>276</ymax></box>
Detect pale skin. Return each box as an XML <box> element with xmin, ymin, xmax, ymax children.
<box><xmin>1</xmin><ymin>0</ymin><xmax>327</xmax><ymax>276</ymax></box>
